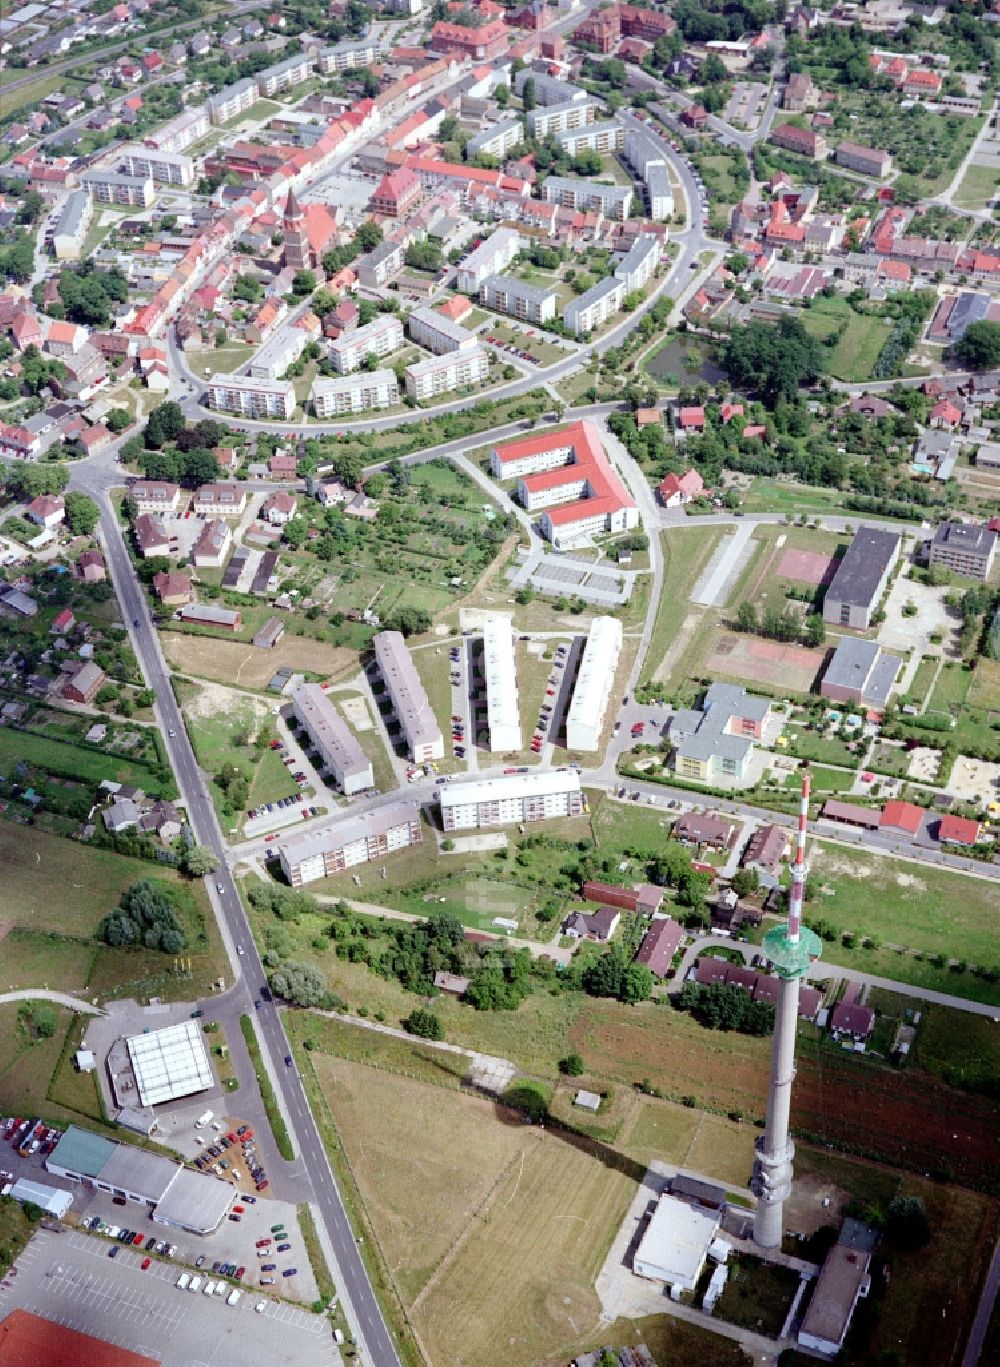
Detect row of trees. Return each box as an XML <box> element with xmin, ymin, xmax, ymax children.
<box><xmin>678</xmin><ymin>981</ymin><xmax>775</xmax><ymax>1036</ymax></box>
<box><xmin>736</xmin><ymin>599</ymin><xmax>826</xmax><ymax>648</ymax></box>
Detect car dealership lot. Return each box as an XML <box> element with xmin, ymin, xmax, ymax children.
<box><xmin>0</xmin><ymin>1230</ymin><xmax>338</xmax><ymax>1367</ymax></box>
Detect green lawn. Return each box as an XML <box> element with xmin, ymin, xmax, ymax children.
<box><xmin>784</xmin><ymin>727</ymin><xmax>861</xmax><ymax>769</ymax></box>
<box><xmin>904</xmin><ymin>656</ymin><xmax>939</xmax><ymax>708</ymax></box>
<box><xmin>639</xmin><ymin>526</ymin><xmax>727</xmax><ymax>689</ymax></box>
<box><xmin>800</xmin><ymin>296</ymin><xmax>891</xmax><ymax>383</ymax></box>
<box><xmin>953</xmin><ymin>163</ymin><xmax>998</xmax><ymax>212</ymax></box>
<box><xmin>0</xmin><ymin>929</ymin><xmax>97</xmax><ymax>995</ymax></box>
<box><xmin>911</xmin><ymin>1002</ymin><xmax>998</xmax><ymax>1093</ymax></box>
<box><xmin>0</xmin><ymin>72</ymin><xmax>86</xmax><ymax>116</ymax></box>
<box><xmin>715</xmin><ymin>1257</ymin><xmax>800</xmax><ymax>1338</ymax></box>
<box><xmin>740</xmin><ymin>479</ymin><xmax>851</xmax><ymax>517</ymax></box>
<box><xmin>0</xmin><ymin>727</ymin><xmax>175</xmax><ymax>798</ymax></box>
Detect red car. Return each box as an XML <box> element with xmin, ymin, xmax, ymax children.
<box><xmin>141</xmin><ymin>1257</ymin><xmax>151</xmax><ymax>1271</ymax></box>
<box><xmin>233</xmin><ymin>1205</ymin><xmax>245</xmax><ymax>1214</ymax></box>
<box><xmin>235</xmin><ymin>1266</ymin><xmax>246</xmax><ymax>1280</ymax></box>
<box><xmin>256</xmin><ymin>1238</ymin><xmax>271</xmax><ymax>1249</ymax></box>
<box><xmin>132</xmin><ymin>1233</ymin><xmax>144</xmax><ymax>1246</ymax></box>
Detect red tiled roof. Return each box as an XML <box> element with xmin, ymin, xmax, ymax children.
<box><xmin>880</xmin><ymin>800</ymin><xmax>923</xmax><ymax>836</ymax></box>
<box><xmin>938</xmin><ymin>813</ymin><xmax>981</xmax><ymax>846</ymax></box>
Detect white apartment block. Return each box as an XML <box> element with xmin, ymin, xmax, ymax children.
<box><xmin>456</xmin><ymin>227</ymin><xmax>521</xmax><ymax>294</ymax></box>
<box><xmin>279</xmin><ymin>802</ymin><xmax>421</xmax><ymax>886</ymax></box>
<box><xmin>328</xmin><ymin>314</ymin><xmax>405</xmax><ymax>373</ymax></box>
<box><xmin>481</xmin><ymin>273</ymin><xmax>557</xmax><ymax>324</ymax></box>
<box><xmin>316</xmin><ymin>39</ymin><xmax>383</xmax><ymax>74</ymax></box>
<box><xmin>206</xmin><ymin>78</ymin><xmax>257</xmax><ymax>125</ymax></box>
<box><xmin>207</xmin><ymin>374</ymin><xmax>296</xmax><ymax>419</ymax></box>
<box><xmin>440</xmin><ymin>771</ymin><xmax>585</xmax><ymax>831</ymax></box>
<box><xmin>145</xmin><ymin>106</ymin><xmax>210</xmax><ymax>153</ymax></box>
<box><xmin>131</xmin><ymin>480</ymin><xmax>182</xmax><ymax>515</ymax></box>
<box><xmin>615</xmin><ymin>232</ymin><xmax>661</xmax><ymax>294</ymax></box>
<box><xmin>553</xmin><ymin>121</ymin><xmax>623</xmax><ymax>156</ymax></box>
<box><xmin>51</xmin><ymin>189</ymin><xmax>91</xmax><ymax>260</ymax></box>
<box><xmin>526</xmin><ymin>98</ymin><xmax>600</xmax><ymax>138</ymax></box>
<box><xmin>291</xmin><ymin>683</ymin><xmax>373</xmax><ymax>797</ymax></box>
<box><xmin>82</xmin><ymin>171</ymin><xmax>154</xmax><ymax>207</ymax></box>
<box><xmin>541</xmin><ymin>176</ymin><xmax>632</xmax><ymax>220</ymax></box>
<box><xmin>624</xmin><ymin>127</ymin><xmax>664</xmax><ymax>178</ymax></box>
<box><xmin>120</xmin><ymin>146</ymin><xmax>195</xmax><ymax>187</ymax></box>
<box><xmin>563</xmin><ymin>276</ymin><xmax>624</xmax><ymax>336</ymax></box>
<box><xmin>311</xmin><ymin>370</ymin><xmax>399</xmax><ymax>417</ymax></box>
<box><xmin>466</xmin><ymin>118</ymin><xmax>524</xmax><ymax>161</ymax></box>
<box><xmin>565</xmin><ymin>615</ymin><xmax>622</xmax><ymax>751</ymax></box>
<box><xmin>248</xmin><ymin>324</ymin><xmax>308</xmax><ymax>382</ymax></box>
<box><xmin>355</xmin><ymin>239</ymin><xmax>406</xmax><ymax>290</ymax></box>
<box><xmin>373</xmin><ymin>630</ymin><xmax>443</xmax><ymax>763</ymax></box>
<box><xmin>646</xmin><ymin>164</ymin><xmax>673</xmax><ymax>220</ymax></box>
<box><xmin>255</xmin><ymin>53</ymin><xmax>312</xmax><ymax>97</ymax></box>
<box><xmin>407</xmin><ymin>306</ymin><xmax>476</xmax><ymax>355</ymax></box>
<box><xmin>513</xmin><ymin>70</ymin><xmax>588</xmax><ymax>106</ymax></box>
<box><xmin>385</xmin><ymin>0</ymin><xmax>422</xmax><ymax>12</ymax></box>
<box><xmin>623</xmin><ymin>127</ymin><xmax>672</xmax><ymax>220</ymax></box>
<box><xmin>404</xmin><ymin>346</ymin><xmax>488</xmax><ymax>399</ymax></box>
<box><xmin>483</xmin><ymin>613</ymin><xmax>521</xmax><ymax>753</ymax></box>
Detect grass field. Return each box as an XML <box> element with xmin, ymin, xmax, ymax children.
<box><xmin>0</xmin><ymin>823</ymin><xmax>225</xmax><ymax>1002</ymax></box>
<box><xmin>716</xmin><ymin>1257</ymin><xmax>800</xmax><ymax>1338</ymax></box>
<box><xmin>740</xmin><ymin>479</ymin><xmax>852</xmax><ymax>517</ymax></box>
<box><xmin>911</xmin><ymin>1002</ymin><xmax>998</xmax><ymax>1093</ymax></box>
<box><xmin>800</xmin><ymin>296</ymin><xmax>891</xmax><ymax>383</ymax></box>
<box><xmin>0</xmin><ymin>727</ymin><xmax>174</xmax><ymax>798</ymax></box>
<box><xmin>309</xmin><ymin>1052</ymin><xmax>636</xmax><ymax>1367</ymax></box>
<box><xmin>641</xmin><ymin>525</ymin><xmax>727</xmax><ymax>688</ymax></box>
<box><xmin>0</xmin><ymin>928</ymin><xmax>97</xmax><ymax>995</ymax></box>
<box><xmin>0</xmin><ymin>72</ymin><xmax>85</xmax><ymax>115</ymax></box>
<box><xmin>953</xmin><ymin>163</ymin><xmax>998</xmax><ymax>212</ymax></box>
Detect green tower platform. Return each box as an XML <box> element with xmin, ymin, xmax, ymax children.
<box><xmin>761</xmin><ymin>923</ymin><xmax>822</xmax><ymax>981</ymax></box>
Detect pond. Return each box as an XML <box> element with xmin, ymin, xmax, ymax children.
<box><xmin>645</xmin><ymin>335</ymin><xmax>725</xmax><ymax>388</ymax></box>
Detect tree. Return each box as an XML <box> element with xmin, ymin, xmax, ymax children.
<box><xmin>269</xmin><ymin>960</ymin><xmax>327</xmax><ymax>1007</ymax></box>
<box><xmin>184</xmin><ymin>845</ymin><xmax>219</xmax><ymax>876</ymax></box>
<box><xmin>405</xmin><ymin>1008</ymin><xmax>443</xmax><ymax>1040</ymax></box>
<box><xmin>495</xmin><ymin>82</ymin><xmax>509</xmax><ymax>108</ymax></box>
<box><xmin>144</xmin><ymin>401</ymin><xmax>184</xmax><ymax>450</ymax></box>
<box><xmin>956</xmin><ymin>320</ymin><xmax>1000</xmax><ymax>371</ymax></box>
<box><xmin>98</xmin><ymin>879</ymin><xmax>186</xmax><ymax>954</ymax></box>
<box><xmin>886</xmin><ymin>1195</ymin><xmax>931</xmax><ymax>1251</ymax></box>
<box><xmin>621</xmin><ymin>963</ymin><xmax>654</xmax><ymax>1004</ymax></box>
<box><xmin>233</xmin><ymin>274</ymin><xmax>264</xmax><ymax>304</ymax></box>
<box><xmin>355</xmin><ymin>221</ymin><xmax>383</xmax><ymax>253</ymax></box>
<box><xmin>292</xmin><ymin>269</ymin><xmax>316</xmax><ymax>297</ymax></box>
<box><xmin>105</xmin><ymin>408</ymin><xmax>132</xmax><ymax>434</ymax></box>
<box><xmin>559</xmin><ymin>1052</ymin><xmax>585</xmax><ymax>1076</ymax></box>
<box><xmin>720</xmin><ymin>316</ymin><xmax>824</xmax><ymax>408</ymax></box>
<box><xmin>383</xmin><ymin>606</ymin><xmax>431</xmax><ymax>637</ymax></box>
<box><xmin>730</xmin><ymin>868</ymin><xmax>760</xmax><ymax>898</ymax></box>
<box><xmin>521</xmin><ymin>77</ymin><xmax>536</xmax><ymax>111</ymax></box>
<box><xmin>63</xmin><ymin>492</ymin><xmax>98</xmax><ymax>536</ymax></box>
<box><xmin>804</xmin><ymin>613</ymin><xmax>826</xmax><ymax>647</ymax></box>
<box><xmin>736</xmin><ymin>600</ymin><xmax>758</xmax><ymax>633</ymax></box>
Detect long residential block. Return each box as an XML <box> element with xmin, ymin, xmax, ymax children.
<box><xmin>483</xmin><ymin>612</ymin><xmax>521</xmax><ymax>753</ymax></box>
<box><xmin>404</xmin><ymin>345</ymin><xmax>488</xmax><ymax>399</ymax></box>
<box><xmin>407</xmin><ymin>305</ymin><xmax>477</xmax><ymax>355</ymax></box>
<box><xmin>291</xmin><ymin>682</ymin><xmax>373</xmax><ymax>796</ymax></box>
<box><xmin>120</xmin><ymin>145</ymin><xmax>195</xmax><ymax>187</ymax></box>
<box><xmin>373</xmin><ymin>630</ymin><xmax>443</xmax><ymax>762</ymax></box>
<box><xmin>481</xmin><ymin>273</ymin><xmax>557</xmax><ymax>323</ymax></box>
<box><xmin>311</xmin><ymin>370</ymin><xmax>399</xmax><ymax>417</ymax></box>
<box><xmin>206</xmin><ymin>78</ymin><xmax>257</xmax><ymax>125</ymax></box>
<box><xmin>563</xmin><ymin>275</ymin><xmax>624</xmax><ymax>336</ymax></box>
<box><xmin>440</xmin><ymin>770</ymin><xmax>584</xmax><ymax>830</ymax></box>
<box><xmin>526</xmin><ymin>98</ymin><xmax>601</xmax><ymax>138</ymax></box>
<box><xmin>456</xmin><ymin>227</ymin><xmax>521</xmax><ymax>294</ymax></box>
<box><xmin>328</xmin><ymin>314</ymin><xmax>405</xmax><ymax>373</ymax></box>
<box><xmin>278</xmin><ymin>802</ymin><xmax>421</xmax><ymax>885</ymax></box>
<box><xmin>553</xmin><ymin>120</ymin><xmax>623</xmax><ymax>156</ymax></box>
<box><xmin>541</xmin><ymin>175</ymin><xmax>632</xmax><ymax>219</ymax></box>
<box><xmin>207</xmin><ymin>374</ymin><xmax>296</xmax><ymax>419</ymax></box>
<box><xmin>466</xmin><ymin>117</ymin><xmax>524</xmax><ymax>161</ymax></box>
<box><xmin>82</xmin><ymin>171</ymin><xmax>154</xmax><ymax>207</ymax></box>
<box><xmin>565</xmin><ymin>615</ymin><xmax>623</xmax><ymax>751</ymax></box>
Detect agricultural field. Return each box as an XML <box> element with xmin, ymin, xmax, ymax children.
<box><xmin>162</xmin><ymin>632</ymin><xmax>357</xmax><ymax>688</ymax></box>
<box><xmin>307</xmin><ymin>1052</ymin><xmax>636</xmax><ymax>1367</ymax></box>
<box><xmin>0</xmin><ymin>823</ymin><xmax>225</xmax><ymax>1002</ymax></box>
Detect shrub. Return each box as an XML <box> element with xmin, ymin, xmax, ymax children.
<box><xmin>404</xmin><ymin>1008</ymin><xmax>443</xmax><ymax>1041</ymax></box>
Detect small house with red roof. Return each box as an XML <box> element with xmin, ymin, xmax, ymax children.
<box><xmin>930</xmin><ymin>398</ymin><xmax>962</xmax><ymax>429</ymax></box>
<box><xmin>743</xmin><ymin>424</ymin><xmax>767</xmax><ymax>439</ymax></box>
<box><xmin>634</xmin><ymin>916</ymin><xmax>683</xmax><ymax>978</ymax></box>
<box><xmin>141</xmin><ymin>51</ymin><xmax>164</xmax><ymax>74</ymax></box>
<box><xmin>26</xmin><ymin>494</ymin><xmax>65</xmax><ymax>529</ymax></box>
<box><xmin>937</xmin><ymin>813</ymin><xmax>981</xmax><ymax>847</ymax></box>
<box><xmin>720</xmin><ymin>402</ymin><xmax>745</xmax><ymax>423</ymax></box>
<box><xmin>658</xmin><ymin>468</ymin><xmax>704</xmax><ymax>507</ymax></box>
<box><xmin>880</xmin><ymin>800</ymin><xmax>924</xmax><ymax>838</ymax></box>
<box><xmin>681</xmin><ymin>104</ymin><xmax>708</xmax><ymax>130</ymax></box>
<box><xmin>676</xmin><ymin>406</ymin><xmax>705</xmax><ymax>434</ymax></box>
<box><xmin>51</xmin><ymin>607</ymin><xmax>75</xmax><ymax>635</ymax></box>
<box><xmin>830</xmin><ymin>988</ymin><xmax>874</xmax><ymax>1041</ymax></box>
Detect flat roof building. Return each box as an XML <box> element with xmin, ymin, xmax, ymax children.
<box><xmin>291</xmin><ymin>683</ymin><xmax>372</xmax><ymax>796</ymax></box>
<box><xmin>483</xmin><ymin>613</ymin><xmax>521</xmax><ymax>752</ymax></box>
<box><xmin>46</xmin><ymin>1125</ymin><xmax>233</xmax><ymax>1235</ymax></box>
<box><xmin>456</xmin><ymin>227</ymin><xmax>521</xmax><ymax>293</ymax></box>
<box><xmin>311</xmin><ymin>370</ymin><xmax>399</xmax><ymax>417</ymax></box>
<box><xmin>373</xmin><ymin>630</ymin><xmax>443</xmax><ymax>762</ymax></box>
<box><xmin>633</xmin><ymin>1194</ymin><xmax>721</xmax><ymax>1292</ymax></box>
<box><xmin>439</xmin><ymin>770</ymin><xmax>584</xmax><ymax>830</ymax></box>
<box><xmin>820</xmin><ymin>636</ymin><xmax>901</xmax><ymax>711</ymax></box>
<box><xmin>928</xmin><ymin>520</ymin><xmax>997</xmax><ymax>581</ymax></box>
<box><xmin>207</xmin><ymin>373</ymin><xmax>295</xmax><ymax>419</ymax></box>
<box><xmin>0</xmin><ymin>1311</ymin><xmax>159</xmax><ymax>1367</ymax></box>
<box><xmin>799</xmin><ymin>1225</ymin><xmax>875</xmax><ymax>1355</ymax></box>
<box><xmin>126</xmin><ymin>1020</ymin><xmax>213</xmax><ymax>1108</ymax></box>
<box><xmin>278</xmin><ymin>801</ymin><xmax>422</xmax><ymax>885</ymax></box>
<box><xmin>822</xmin><ymin>525</ymin><xmax>901</xmax><ymax>629</ymax></box>
<box><xmin>7</xmin><ymin>1178</ymin><xmax>73</xmax><ymax>1218</ymax></box>
<box><xmin>565</xmin><ymin>615</ymin><xmax>622</xmax><ymax>751</ymax></box>
<box><xmin>481</xmin><ymin>273</ymin><xmax>558</xmax><ymax>324</ymax></box>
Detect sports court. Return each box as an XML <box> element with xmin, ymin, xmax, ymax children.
<box><xmin>776</xmin><ymin>548</ymin><xmax>836</xmax><ymax>586</ymax></box>
<box><xmin>707</xmin><ymin>633</ymin><xmax>829</xmax><ymax>694</ymax></box>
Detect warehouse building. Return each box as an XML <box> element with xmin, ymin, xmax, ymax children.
<box><xmin>439</xmin><ymin>770</ymin><xmax>584</xmax><ymax>830</ymax></box>
<box><xmin>483</xmin><ymin>613</ymin><xmax>522</xmax><ymax>752</ymax></box>
<box><xmin>373</xmin><ymin>630</ymin><xmax>443</xmax><ymax>762</ymax></box>
<box><xmin>565</xmin><ymin>615</ymin><xmax>622</xmax><ymax>751</ymax></box>
<box><xmin>633</xmin><ymin>1194</ymin><xmax>722</xmax><ymax>1293</ymax></box>
<box><xmin>277</xmin><ymin>802</ymin><xmax>422</xmax><ymax>885</ymax></box>
<box><xmin>820</xmin><ymin>636</ymin><xmax>901</xmax><ymax>711</ymax></box>
<box><xmin>46</xmin><ymin>1126</ymin><xmax>234</xmax><ymax>1235</ymax></box>
<box><xmin>291</xmin><ymin>682</ymin><xmax>373</xmax><ymax>795</ymax></box>
<box><xmin>821</xmin><ymin>525</ymin><xmax>901</xmax><ymax>629</ymax></box>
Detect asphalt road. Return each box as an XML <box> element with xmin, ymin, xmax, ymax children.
<box><xmin>93</xmin><ymin>502</ymin><xmax>399</xmax><ymax>1367</ymax></box>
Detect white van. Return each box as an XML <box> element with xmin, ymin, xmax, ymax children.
<box><xmin>226</xmin><ymin>1289</ymin><xmax>241</xmax><ymax>1306</ymax></box>
<box><xmin>176</xmin><ymin>1273</ymin><xmax>190</xmax><ymax>1290</ymax></box>
<box><xmin>188</xmin><ymin>1276</ymin><xmax>203</xmax><ymax>1294</ymax></box>
<box><xmin>203</xmin><ymin>1280</ymin><xmax>216</xmax><ymax>1296</ymax></box>
<box><xmin>195</xmin><ymin>1111</ymin><xmax>213</xmax><ymax>1129</ymax></box>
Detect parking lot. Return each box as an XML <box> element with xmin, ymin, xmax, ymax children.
<box><xmin>0</xmin><ymin>1230</ymin><xmax>338</xmax><ymax>1367</ymax></box>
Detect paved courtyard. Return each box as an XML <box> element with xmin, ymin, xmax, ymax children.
<box><xmin>879</xmin><ymin>576</ymin><xmax>960</xmax><ymax>657</ymax></box>
<box><xmin>0</xmin><ymin>1230</ymin><xmax>337</xmax><ymax>1367</ymax></box>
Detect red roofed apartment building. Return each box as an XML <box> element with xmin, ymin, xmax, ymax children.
<box><xmin>371</xmin><ymin>167</ymin><xmax>422</xmax><ymax>219</ymax></box>
<box><xmin>430</xmin><ymin>18</ymin><xmax>509</xmax><ymax>60</ymax></box>
<box><xmin>770</xmin><ymin>123</ymin><xmax>827</xmax><ymax>160</ymax></box>
<box><xmin>489</xmin><ymin>419</ymin><xmax>638</xmax><ymax>549</ymax></box>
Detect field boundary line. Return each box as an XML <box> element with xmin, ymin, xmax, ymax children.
<box><xmin>409</xmin><ymin>1144</ymin><xmax>531</xmax><ymax>1316</ymax></box>
<box><xmin>682</xmin><ymin>1110</ymin><xmax>705</xmax><ymax>1170</ymax></box>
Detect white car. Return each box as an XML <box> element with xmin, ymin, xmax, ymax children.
<box><xmin>255</xmin><ymin>1302</ymin><xmax>267</xmax><ymax>1314</ymax></box>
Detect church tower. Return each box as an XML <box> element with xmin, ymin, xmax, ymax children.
<box><xmin>282</xmin><ymin>188</ymin><xmax>310</xmax><ymax>271</ymax></box>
